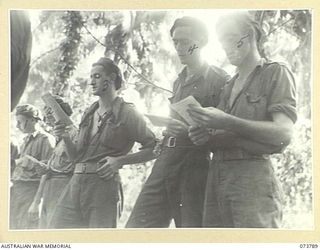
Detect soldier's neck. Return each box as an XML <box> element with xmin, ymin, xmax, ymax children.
<box><xmin>186</xmin><ymin>58</ymin><xmax>204</xmax><ymax>77</ymax></box>
<box><xmin>98</xmin><ymin>93</ymin><xmax>117</xmax><ymax>112</ymax></box>
<box><xmin>237</xmin><ymin>51</ymin><xmax>261</xmax><ymax>80</ymax></box>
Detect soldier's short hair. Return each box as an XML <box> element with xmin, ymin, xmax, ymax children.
<box><xmin>216</xmin><ymin>11</ymin><xmax>262</xmax><ymax>44</ymax></box>
<box><xmin>92</xmin><ymin>57</ymin><xmax>123</xmax><ymax>90</ymax></box>
<box><xmin>15</xmin><ymin>104</ymin><xmax>41</xmax><ymax>121</ymax></box>
<box><xmin>170</xmin><ymin>16</ymin><xmax>208</xmax><ymax>45</ymax></box>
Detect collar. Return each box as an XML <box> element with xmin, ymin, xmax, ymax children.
<box><xmin>228</xmin><ymin>58</ymin><xmax>266</xmax><ymax>84</ymax></box>
<box><xmin>84</xmin><ymin>96</ymin><xmax>124</xmax><ymax>123</ymax></box>
<box><xmin>178</xmin><ymin>62</ymin><xmax>210</xmax><ymax>83</ymax></box>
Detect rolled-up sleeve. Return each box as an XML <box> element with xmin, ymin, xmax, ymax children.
<box><xmin>267</xmin><ymin>64</ymin><xmax>297</xmax><ymax>123</ymax></box>
<box><xmin>126</xmin><ymin>107</ymin><xmax>156</xmax><ymax>150</ymax></box>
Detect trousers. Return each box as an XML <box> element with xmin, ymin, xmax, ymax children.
<box><xmin>48</xmin><ymin>173</ymin><xmax>121</xmax><ymax>228</ymax></box>
<box><xmin>126</xmin><ymin>147</ymin><xmax>209</xmax><ymax>228</ymax></box>
<box><xmin>203</xmin><ymin>158</ymin><xmax>283</xmax><ymax>228</ymax></box>
<box><xmin>39</xmin><ymin>175</ymin><xmax>71</xmax><ymax>228</ymax></box>
<box><xmin>10</xmin><ymin>181</ymin><xmax>40</xmax><ymax>229</ymax></box>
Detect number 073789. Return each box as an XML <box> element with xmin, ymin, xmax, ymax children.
<box><xmin>300</xmin><ymin>244</ymin><xmax>319</xmax><ymax>248</ymax></box>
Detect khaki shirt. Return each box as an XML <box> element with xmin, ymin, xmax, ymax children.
<box><xmin>75</xmin><ymin>97</ymin><xmax>156</xmax><ymax>163</ymax></box>
<box><xmin>168</xmin><ymin>63</ymin><xmax>229</xmax><ymax>142</ymax></box>
<box><xmin>213</xmin><ymin>60</ymin><xmax>297</xmax><ymax>158</ymax></box>
<box><xmin>11</xmin><ymin>131</ymin><xmax>54</xmax><ymax>182</ymax></box>
<box><xmin>218</xmin><ymin>60</ymin><xmax>297</xmax><ymax>123</ymax></box>
<box><xmin>46</xmin><ymin>127</ymin><xmax>77</xmax><ymax>174</ymax></box>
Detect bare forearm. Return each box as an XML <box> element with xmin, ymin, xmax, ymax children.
<box><xmin>117</xmin><ymin>148</ymin><xmax>156</xmax><ymax>166</ymax></box>
<box><xmin>223</xmin><ymin>115</ymin><xmax>293</xmax><ymax>146</ymax></box>
<box><xmin>210</xmin><ymin>131</ymin><xmax>284</xmax><ymax>154</ymax></box>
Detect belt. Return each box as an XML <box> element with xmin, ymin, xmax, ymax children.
<box><xmin>47</xmin><ymin>172</ymin><xmax>72</xmax><ymax>179</ymax></box>
<box><xmin>162</xmin><ymin>136</ymin><xmax>195</xmax><ymax>148</ymax></box>
<box><xmin>213</xmin><ymin>149</ymin><xmax>266</xmax><ymax>161</ymax></box>
<box><xmin>74</xmin><ymin>162</ymin><xmax>99</xmax><ymax>174</ymax></box>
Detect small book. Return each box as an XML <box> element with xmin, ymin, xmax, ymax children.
<box><xmin>170</xmin><ymin>96</ymin><xmax>201</xmax><ymax>126</ymax></box>
<box><xmin>41</xmin><ymin>93</ymin><xmax>73</xmax><ymax>125</ymax></box>
<box><xmin>25</xmin><ymin>155</ymin><xmax>47</xmax><ymax>167</ymax></box>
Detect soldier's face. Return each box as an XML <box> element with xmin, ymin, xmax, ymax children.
<box><xmin>90</xmin><ymin>65</ymin><xmax>110</xmax><ymax>96</ymax></box>
<box><xmin>172</xmin><ymin>26</ymin><xmax>201</xmax><ymax>65</ymax></box>
<box><xmin>16</xmin><ymin>114</ymin><xmax>35</xmax><ymax>133</ymax></box>
<box><xmin>217</xmin><ymin>20</ymin><xmax>251</xmax><ymax>66</ymax></box>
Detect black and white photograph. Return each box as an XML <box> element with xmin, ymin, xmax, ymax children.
<box><xmin>9</xmin><ymin>8</ymin><xmax>312</xmax><ymax>232</ymax></box>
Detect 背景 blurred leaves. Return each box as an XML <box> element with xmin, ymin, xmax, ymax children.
<box><xmin>14</xmin><ymin>10</ymin><xmax>312</xmax><ymax>229</ymax></box>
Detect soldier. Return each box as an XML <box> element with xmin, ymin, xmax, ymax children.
<box><xmin>10</xmin><ymin>104</ymin><xmax>53</xmax><ymax>229</ymax></box>
<box><xmin>27</xmin><ymin>96</ymin><xmax>76</xmax><ymax>228</ymax></box>
<box><xmin>126</xmin><ymin>16</ymin><xmax>229</xmax><ymax>228</ymax></box>
<box><xmin>49</xmin><ymin>58</ymin><xmax>156</xmax><ymax>228</ymax></box>
<box><xmin>188</xmin><ymin>11</ymin><xmax>296</xmax><ymax>228</ymax></box>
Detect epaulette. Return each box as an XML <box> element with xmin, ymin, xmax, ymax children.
<box><xmin>263</xmin><ymin>60</ymin><xmax>292</xmax><ymax>70</ymax></box>
<box><xmin>208</xmin><ymin>65</ymin><xmax>230</xmax><ymax>81</ymax></box>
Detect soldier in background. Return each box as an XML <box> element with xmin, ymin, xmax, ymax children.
<box><xmin>10</xmin><ymin>104</ymin><xmax>53</xmax><ymax>229</ymax></box>
<box><xmin>27</xmin><ymin>96</ymin><xmax>77</xmax><ymax>228</ymax></box>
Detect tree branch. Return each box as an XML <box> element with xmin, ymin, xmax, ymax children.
<box><xmin>268</xmin><ymin>18</ymin><xmax>295</xmax><ymax>36</ymax></box>
<box><xmin>82</xmin><ymin>23</ymin><xmax>173</xmax><ymax>94</ymax></box>
<box><xmin>30</xmin><ymin>45</ymin><xmax>61</xmax><ymax>68</ymax></box>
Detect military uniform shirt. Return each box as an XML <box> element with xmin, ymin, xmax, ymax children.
<box><xmin>75</xmin><ymin>97</ymin><xmax>156</xmax><ymax>163</ymax></box>
<box><xmin>11</xmin><ymin>131</ymin><xmax>54</xmax><ymax>182</ymax></box>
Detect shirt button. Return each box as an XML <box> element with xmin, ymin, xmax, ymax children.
<box><xmin>193</xmin><ymin>86</ymin><xmax>197</xmax><ymax>89</ymax></box>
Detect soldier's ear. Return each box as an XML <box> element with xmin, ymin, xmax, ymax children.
<box><xmin>109</xmin><ymin>72</ymin><xmax>117</xmax><ymax>82</ymax></box>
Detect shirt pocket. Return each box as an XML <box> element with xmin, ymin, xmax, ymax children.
<box><xmin>243</xmin><ymin>92</ymin><xmax>268</xmax><ymax>120</ymax></box>
<box><xmin>100</xmin><ymin>121</ymin><xmax>128</xmax><ymax>150</ymax></box>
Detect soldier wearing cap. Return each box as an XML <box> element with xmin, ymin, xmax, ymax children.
<box><xmin>27</xmin><ymin>96</ymin><xmax>77</xmax><ymax>228</ymax></box>
<box><xmin>10</xmin><ymin>104</ymin><xmax>54</xmax><ymax>229</ymax></box>
<box><xmin>126</xmin><ymin>16</ymin><xmax>229</xmax><ymax>228</ymax></box>
<box><xmin>188</xmin><ymin>11</ymin><xmax>297</xmax><ymax>227</ymax></box>
<box><xmin>49</xmin><ymin>58</ymin><xmax>156</xmax><ymax>228</ymax></box>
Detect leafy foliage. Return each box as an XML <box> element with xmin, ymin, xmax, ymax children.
<box><xmin>53</xmin><ymin>11</ymin><xmax>83</xmax><ymax>96</ymax></box>
<box><xmin>14</xmin><ymin>10</ymin><xmax>312</xmax><ymax>229</ymax></box>
<box><xmin>255</xmin><ymin>10</ymin><xmax>311</xmax><ymax>117</ymax></box>
<box><xmin>271</xmin><ymin>118</ymin><xmax>312</xmax><ymax>228</ymax></box>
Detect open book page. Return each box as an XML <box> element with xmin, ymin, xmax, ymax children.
<box><xmin>24</xmin><ymin>155</ymin><xmax>48</xmax><ymax>167</ymax></box>
<box><xmin>41</xmin><ymin>93</ymin><xmax>73</xmax><ymax>125</ymax></box>
<box><xmin>170</xmin><ymin>96</ymin><xmax>201</xmax><ymax>126</ymax></box>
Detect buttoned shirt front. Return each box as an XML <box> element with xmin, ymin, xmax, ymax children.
<box><xmin>218</xmin><ymin>59</ymin><xmax>297</xmax><ymax>124</ymax></box>
<box><xmin>75</xmin><ymin>97</ymin><xmax>156</xmax><ymax>163</ymax></box>
<box><xmin>213</xmin><ymin>60</ymin><xmax>297</xmax><ymax>159</ymax></box>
